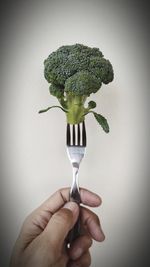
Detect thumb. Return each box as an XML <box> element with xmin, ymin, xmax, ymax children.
<box><xmin>42</xmin><ymin>202</ymin><xmax>79</xmax><ymax>248</ymax></box>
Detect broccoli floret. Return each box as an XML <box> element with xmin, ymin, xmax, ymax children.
<box><xmin>49</xmin><ymin>84</ymin><xmax>64</xmax><ymax>98</ymax></box>
<box><xmin>40</xmin><ymin>44</ymin><xmax>114</xmax><ymax>132</ymax></box>
<box><xmin>65</xmin><ymin>71</ymin><xmax>101</xmax><ymax>96</ymax></box>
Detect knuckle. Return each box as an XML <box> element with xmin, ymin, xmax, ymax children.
<box><xmin>75</xmin><ymin>251</ymin><xmax>91</xmax><ymax>267</ymax></box>
<box><xmin>57</xmin><ymin>188</ymin><xmax>64</xmax><ymax>195</ymax></box>
<box><xmin>88</xmin><ymin>212</ymin><xmax>100</xmax><ymax>227</ymax></box>
<box><xmin>93</xmin><ymin>213</ymin><xmax>100</xmax><ymax>225</ymax></box>
<box><xmin>83</xmin><ymin>235</ymin><xmax>93</xmax><ymax>248</ymax></box>
<box><xmin>57</xmin><ymin>188</ymin><xmax>70</xmax><ymax>202</ymax></box>
<box><xmin>81</xmin><ymin>251</ymin><xmax>91</xmax><ymax>267</ymax></box>
<box><xmin>20</xmin><ymin>214</ymin><xmax>32</xmax><ymax>233</ymax></box>
<box><xmin>87</xmin><ymin>236</ymin><xmax>93</xmax><ymax>248</ymax></box>
<box><xmin>85</xmin><ymin>251</ymin><xmax>91</xmax><ymax>267</ymax></box>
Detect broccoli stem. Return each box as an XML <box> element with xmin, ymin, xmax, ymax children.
<box><xmin>58</xmin><ymin>97</ymin><xmax>67</xmax><ymax>109</ymax></box>
<box><xmin>66</xmin><ymin>94</ymin><xmax>87</xmax><ymax>124</ymax></box>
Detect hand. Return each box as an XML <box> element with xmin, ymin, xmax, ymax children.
<box><xmin>10</xmin><ymin>188</ymin><xmax>105</xmax><ymax>267</ymax></box>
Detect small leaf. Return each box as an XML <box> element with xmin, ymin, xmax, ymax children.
<box><xmin>93</xmin><ymin>112</ymin><xmax>109</xmax><ymax>133</ymax></box>
<box><xmin>88</xmin><ymin>100</ymin><xmax>96</xmax><ymax>109</ymax></box>
<box><xmin>38</xmin><ymin>105</ymin><xmax>67</xmax><ymax>113</ymax></box>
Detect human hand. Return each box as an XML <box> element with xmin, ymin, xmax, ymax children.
<box><xmin>10</xmin><ymin>188</ymin><xmax>105</xmax><ymax>267</ymax></box>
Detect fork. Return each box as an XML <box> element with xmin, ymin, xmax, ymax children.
<box><xmin>66</xmin><ymin>121</ymin><xmax>86</xmax><ymax>245</ymax></box>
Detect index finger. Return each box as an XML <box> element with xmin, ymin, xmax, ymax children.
<box><xmin>39</xmin><ymin>187</ymin><xmax>102</xmax><ymax>215</ymax></box>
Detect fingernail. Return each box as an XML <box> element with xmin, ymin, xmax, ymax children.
<box><xmin>63</xmin><ymin>202</ymin><xmax>79</xmax><ymax>217</ymax></box>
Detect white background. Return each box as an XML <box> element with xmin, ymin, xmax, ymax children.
<box><xmin>0</xmin><ymin>0</ymin><xmax>149</xmax><ymax>266</ymax></box>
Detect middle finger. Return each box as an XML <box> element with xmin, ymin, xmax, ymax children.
<box><xmin>81</xmin><ymin>206</ymin><xmax>105</xmax><ymax>242</ymax></box>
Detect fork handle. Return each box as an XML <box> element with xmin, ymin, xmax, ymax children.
<box><xmin>67</xmin><ymin>203</ymin><xmax>81</xmax><ymax>246</ymax></box>
<box><xmin>67</xmin><ymin>187</ymin><xmax>81</xmax><ymax>246</ymax></box>
<box><xmin>67</xmin><ymin>167</ymin><xmax>81</xmax><ymax>246</ymax></box>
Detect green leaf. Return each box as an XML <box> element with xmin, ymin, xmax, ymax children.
<box><xmin>38</xmin><ymin>105</ymin><xmax>67</xmax><ymax>114</ymax></box>
<box><xmin>85</xmin><ymin>111</ymin><xmax>109</xmax><ymax>133</ymax></box>
<box><xmin>93</xmin><ymin>112</ymin><xmax>109</xmax><ymax>133</ymax></box>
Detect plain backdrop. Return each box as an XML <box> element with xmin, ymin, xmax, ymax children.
<box><xmin>0</xmin><ymin>0</ymin><xmax>149</xmax><ymax>266</ymax></box>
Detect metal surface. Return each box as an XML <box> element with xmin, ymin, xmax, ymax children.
<box><xmin>66</xmin><ymin>122</ymin><xmax>86</xmax><ymax>244</ymax></box>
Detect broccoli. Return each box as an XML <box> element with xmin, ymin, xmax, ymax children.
<box><xmin>39</xmin><ymin>43</ymin><xmax>114</xmax><ymax>133</ymax></box>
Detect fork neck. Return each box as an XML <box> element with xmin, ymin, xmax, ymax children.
<box><xmin>72</xmin><ymin>163</ymin><xmax>79</xmax><ymax>187</ymax></box>
<box><xmin>70</xmin><ymin>164</ymin><xmax>80</xmax><ymax>202</ymax></box>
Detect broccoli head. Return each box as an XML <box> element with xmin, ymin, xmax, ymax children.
<box><xmin>40</xmin><ymin>44</ymin><xmax>114</xmax><ymax>132</ymax></box>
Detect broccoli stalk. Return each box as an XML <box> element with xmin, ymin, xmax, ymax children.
<box><xmin>65</xmin><ymin>94</ymin><xmax>86</xmax><ymax>124</ymax></box>
<box><xmin>39</xmin><ymin>44</ymin><xmax>114</xmax><ymax>133</ymax></box>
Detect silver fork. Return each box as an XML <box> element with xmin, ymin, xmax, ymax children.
<box><xmin>66</xmin><ymin>121</ymin><xmax>86</xmax><ymax>245</ymax></box>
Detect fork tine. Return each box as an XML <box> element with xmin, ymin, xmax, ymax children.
<box><xmin>67</xmin><ymin>123</ymin><xmax>71</xmax><ymax>146</ymax></box>
<box><xmin>77</xmin><ymin>124</ymin><xmax>80</xmax><ymax>146</ymax></box>
<box><xmin>73</xmin><ymin>125</ymin><xmax>76</xmax><ymax>145</ymax></box>
<box><xmin>82</xmin><ymin>121</ymin><xmax>86</xmax><ymax>147</ymax></box>
<box><xmin>67</xmin><ymin>122</ymin><xmax>86</xmax><ymax>147</ymax></box>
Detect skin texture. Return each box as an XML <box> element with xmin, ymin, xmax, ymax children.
<box><xmin>10</xmin><ymin>188</ymin><xmax>105</xmax><ymax>267</ymax></box>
